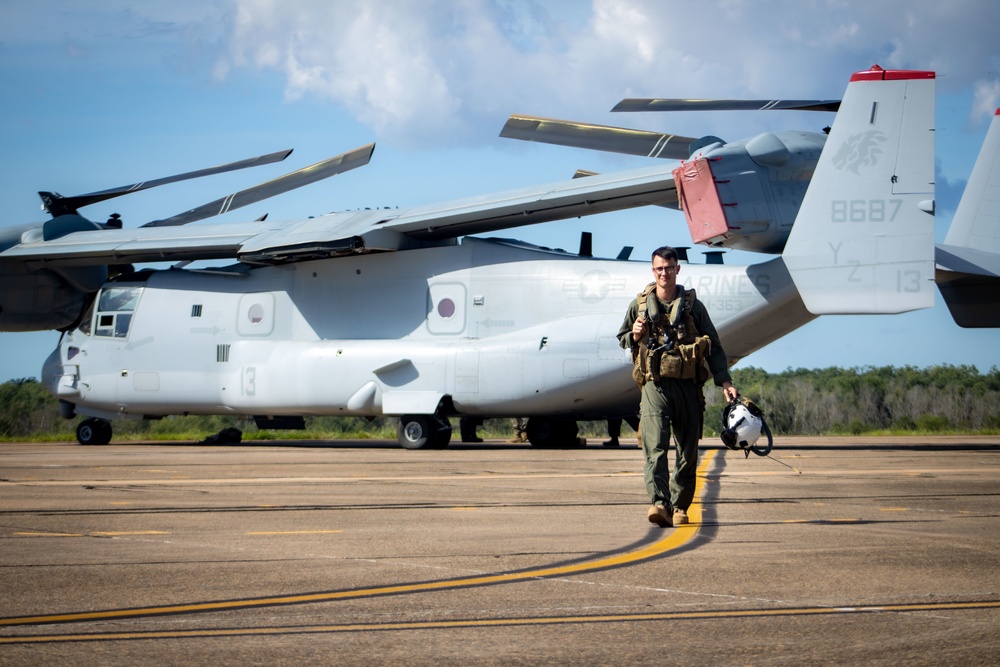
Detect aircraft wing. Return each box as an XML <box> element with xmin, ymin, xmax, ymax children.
<box><xmin>376</xmin><ymin>163</ymin><xmax>677</xmax><ymax>240</ymax></box>
<box><xmin>2</xmin><ymin>163</ymin><xmax>678</xmax><ymax>267</ymax></box>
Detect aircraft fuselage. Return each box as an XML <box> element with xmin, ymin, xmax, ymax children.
<box><xmin>44</xmin><ymin>237</ymin><xmax>811</xmax><ymax>423</ymax></box>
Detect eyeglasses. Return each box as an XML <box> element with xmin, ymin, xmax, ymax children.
<box><xmin>652</xmin><ymin>265</ymin><xmax>678</xmax><ymax>274</ymax></box>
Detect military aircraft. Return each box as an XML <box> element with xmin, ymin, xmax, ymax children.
<box><xmin>505</xmin><ymin>77</ymin><xmax>1000</xmax><ymax>330</ymax></box>
<box><xmin>0</xmin><ymin>66</ymin><xmax>941</xmax><ymax>448</ymax></box>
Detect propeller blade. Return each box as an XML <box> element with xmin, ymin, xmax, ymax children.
<box><xmin>142</xmin><ymin>143</ymin><xmax>376</xmax><ymax>228</ymax></box>
<box><xmin>39</xmin><ymin>149</ymin><xmax>294</xmax><ymax>217</ymax></box>
<box><xmin>612</xmin><ymin>99</ymin><xmax>841</xmax><ymax>113</ymax></box>
<box><xmin>500</xmin><ymin>114</ymin><xmax>695</xmax><ymax>160</ymax></box>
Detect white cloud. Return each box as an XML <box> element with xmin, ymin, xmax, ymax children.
<box><xmin>218</xmin><ymin>0</ymin><xmax>1000</xmax><ymax>147</ymax></box>
<box><xmin>972</xmin><ymin>80</ymin><xmax>1000</xmax><ymax>121</ymax></box>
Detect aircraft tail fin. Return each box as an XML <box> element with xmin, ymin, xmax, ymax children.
<box><xmin>782</xmin><ymin>65</ymin><xmax>936</xmax><ymax>314</ymax></box>
<box><xmin>936</xmin><ymin>108</ymin><xmax>1000</xmax><ymax>327</ymax></box>
<box><xmin>943</xmin><ymin>109</ymin><xmax>1000</xmax><ymax>254</ymax></box>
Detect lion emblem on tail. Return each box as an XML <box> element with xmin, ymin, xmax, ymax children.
<box><xmin>832</xmin><ymin>130</ymin><xmax>887</xmax><ymax>174</ymax></box>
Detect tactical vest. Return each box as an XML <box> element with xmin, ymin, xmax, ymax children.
<box><xmin>631</xmin><ymin>283</ymin><xmax>712</xmax><ymax>386</ymax></box>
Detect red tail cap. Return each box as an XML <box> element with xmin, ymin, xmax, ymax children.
<box><xmin>851</xmin><ymin>64</ymin><xmax>935</xmax><ymax>82</ymax></box>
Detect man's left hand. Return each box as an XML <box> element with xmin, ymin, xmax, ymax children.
<box><xmin>722</xmin><ymin>381</ymin><xmax>738</xmax><ymax>402</ymax></box>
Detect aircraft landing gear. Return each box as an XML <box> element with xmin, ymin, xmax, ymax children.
<box><xmin>397</xmin><ymin>414</ymin><xmax>452</xmax><ymax>449</ymax></box>
<box><xmin>77</xmin><ymin>418</ymin><xmax>112</xmax><ymax>446</ymax></box>
<box><xmin>525</xmin><ymin>418</ymin><xmax>580</xmax><ymax>448</ymax></box>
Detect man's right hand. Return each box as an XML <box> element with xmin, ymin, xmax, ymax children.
<box><xmin>632</xmin><ymin>317</ymin><xmax>646</xmax><ymax>342</ymax></box>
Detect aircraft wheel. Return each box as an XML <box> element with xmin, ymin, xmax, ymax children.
<box><xmin>526</xmin><ymin>418</ymin><xmax>579</xmax><ymax>448</ymax></box>
<box><xmin>77</xmin><ymin>418</ymin><xmax>112</xmax><ymax>446</ymax></box>
<box><xmin>398</xmin><ymin>415</ymin><xmax>451</xmax><ymax>449</ymax></box>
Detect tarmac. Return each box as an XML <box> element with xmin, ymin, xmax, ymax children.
<box><xmin>1</xmin><ymin>435</ymin><xmax>998</xmax><ymax>665</ymax></box>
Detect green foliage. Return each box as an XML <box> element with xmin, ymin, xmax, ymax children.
<box><xmin>703</xmin><ymin>364</ymin><xmax>1000</xmax><ymax>436</ymax></box>
<box><xmin>2</xmin><ymin>365</ymin><xmax>999</xmax><ymax>441</ymax></box>
<box><xmin>0</xmin><ymin>378</ymin><xmax>71</xmax><ymax>438</ymax></box>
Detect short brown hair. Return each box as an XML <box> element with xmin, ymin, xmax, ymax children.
<box><xmin>651</xmin><ymin>246</ymin><xmax>678</xmax><ymax>263</ymax></box>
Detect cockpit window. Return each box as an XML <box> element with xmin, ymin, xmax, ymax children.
<box><xmin>95</xmin><ymin>286</ymin><xmax>143</xmax><ymax>338</ymax></box>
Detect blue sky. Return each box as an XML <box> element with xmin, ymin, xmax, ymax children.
<box><xmin>2</xmin><ymin>0</ymin><xmax>999</xmax><ymax>383</ymax></box>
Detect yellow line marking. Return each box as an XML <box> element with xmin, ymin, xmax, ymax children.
<box><xmin>245</xmin><ymin>530</ymin><xmax>343</xmax><ymax>535</ymax></box>
<box><xmin>2</xmin><ymin>599</ymin><xmax>997</xmax><ymax>643</ymax></box>
<box><xmin>0</xmin><ymin>451</ymin><xmax>720</xmax><ymax>628</ymax></box>
<box><xmin>879</xmin><ymin>507</ymin><xmax>909</xmax><ymax>512</ymax></box>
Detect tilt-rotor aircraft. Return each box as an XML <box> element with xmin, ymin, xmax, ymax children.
<box><xmin>505</xmin><ymin>77</ymin><xmax>1000</xmax><ymax>330</ymax></box>
<box><xmin>0</xmin><ymin>66</ymin><xmax>942</xmax><ymax>448</ymax></box>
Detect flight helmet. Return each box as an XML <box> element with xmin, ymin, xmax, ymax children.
<box><xmin>721</xmin><ymin>396</ymin><xmax>772</xmax><ymax>457</ymax></box>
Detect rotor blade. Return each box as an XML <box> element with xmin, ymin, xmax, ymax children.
<box><xmin>612</xmin><ymin>99</ymin><xmax>842</xmax><ymax>113</ymax></box>
<box><xmin>142</xmin><ymin>143</ymin><xmax>376</xmax><ymax>228</ymax></box>
<box><xmin>39</xmin><ymin>149</ymin><xmax>294</xmax><ymax>217</ymax></box>
<box><xmin>500</xmin><ymin>114</ymin><xmax>695</xmax><ymax>160</ymax></box>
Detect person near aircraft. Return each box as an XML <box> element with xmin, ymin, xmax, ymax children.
<box><xmin>509</xmin><ymin>417</ymin><xmax>527</xmax><ymax>444</ymax></box>
<box><xmin>618</xmin><ymin>246</ymin><xmax>738</xmax><ymax>528</ymax></box>
<box><xmin>459</xmin><ymin>416</ymin><xmax>484</xmax><ymax>443</ymax></box>
<box><xmin>603</xmin><ymin>414</ymin><xmax>640</xmax><ymax>447</ymax></box>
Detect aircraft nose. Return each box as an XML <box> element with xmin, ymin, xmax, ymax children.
<box><xmin>41</xmin><ymin>344</ymin><xmax>81</xmax><ymax>400</ymax></box>
<box><xmin>41</xmin><ymin>346</ymin><xmax>64</xmax><ymax>392</ymax></box>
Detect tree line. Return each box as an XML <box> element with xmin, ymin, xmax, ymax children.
<box><xmin>1</xmin><ymin>364</ymin><xmax>998</xmax><ymax>441</ymax></box>
<box><xmin>704</xmin><ymin>365</ymin><xmax>1000</xmax><ymax>435</ymax></box>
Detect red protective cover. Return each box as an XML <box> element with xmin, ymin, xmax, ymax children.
<box><xmin>673</xmin><ymin>158</ymin><xmax>730</xmax><ymax>244</ymax></box>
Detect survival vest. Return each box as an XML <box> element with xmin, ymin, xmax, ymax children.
<box><xmin>631</xmin><ymin>283</ymin><xmax>712</xmax><ymax>386</ymax></box>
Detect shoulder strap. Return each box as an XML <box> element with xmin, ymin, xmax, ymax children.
<box><xmin>637</xmin><ymin>282</ymin><xmax>656</xmax><ymax>320</ymax></box>
<box><xmin>683</xmin><ymin>288</ymin><xmax>696</xmax><ymax>314</ymax></box>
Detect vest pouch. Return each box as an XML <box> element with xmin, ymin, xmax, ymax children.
<box><xmin>631</xmin><ymin>345</ymin><xmax>648</xmax><ymax>387</ymax></box>
<box><xmin>660</xmin><ymin>335</ymin><xmax>712</xmax><ymax>380</ymax></box>
<box><xmin>657</xmin><ymin>351</ymin><xmax>686</xmax><ymax>379</ymax></box>
<box><xmin>632</xmin><ymin>358</ymin><xmax>647</xmax><ymax>387</ymax></box>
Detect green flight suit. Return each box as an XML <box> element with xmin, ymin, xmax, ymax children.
<box><xmin>618</xmin><ymin>288</ymin><xmax>731</xmax><ymax>512</ymax></box>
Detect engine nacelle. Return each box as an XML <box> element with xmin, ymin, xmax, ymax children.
<box><xmin>674</xmin><ymin>131</ymin><xmax>826</xmax><ymax>254</ymax></box>
<box><xmin>0</xmin><ymin>219</ymin><xmax>106</xmax><ymax>331</ymax></box>
<box><xmin>0</xmin><ymin>261</ymin><xmax>96</xmax><ymax>331</ymax></box>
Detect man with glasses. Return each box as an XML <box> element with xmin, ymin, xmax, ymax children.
<box><xmin>618</xmin><ymin>246</ymin><xmax>738</xmax><ymax>528</ymax></box>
